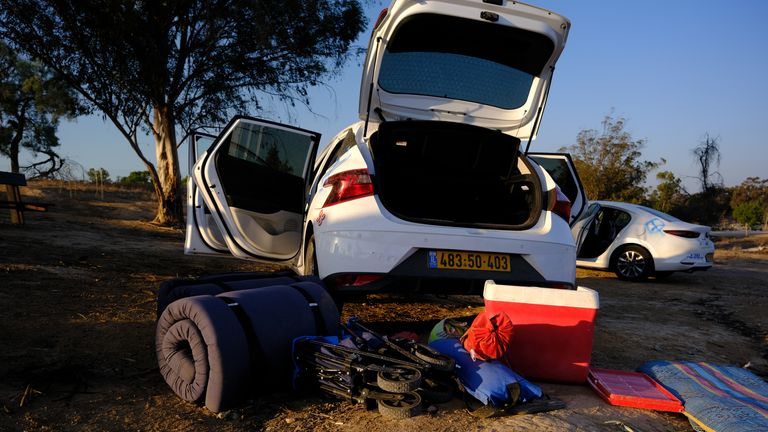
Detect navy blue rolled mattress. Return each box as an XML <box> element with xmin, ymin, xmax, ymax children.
<box><xmin>156</xmin><ymin>270</ymin><xmax>320</xmax><ymax>318</ymax></box>
<box><xmin>155</xmin><ymin>280</ymin><xmax>339</xmax><ymax>413</ymax></box>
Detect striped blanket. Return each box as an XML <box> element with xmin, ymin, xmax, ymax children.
<box><xmin>638</xmin><ymin>361</ymin><xmax>768</xmax><ymax>432</ymax></box>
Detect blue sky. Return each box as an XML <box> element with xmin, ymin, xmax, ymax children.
<box><xmin>5</xmin><ymin>0</ymin><xmax>767</xmax><ymax>193</ymax></box>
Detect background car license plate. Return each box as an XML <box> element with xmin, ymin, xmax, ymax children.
<box><xmin>428</xmin><ymin>250</ymin><xmax>510</xmax><ymax>272</ymax></box>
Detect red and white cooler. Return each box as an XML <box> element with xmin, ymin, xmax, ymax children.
<box><xmin>483</xmin><ymin>281</ymin><xmax>599</xmax><ymax>383</ymax></box>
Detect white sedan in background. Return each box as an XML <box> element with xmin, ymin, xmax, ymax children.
<box><xmin>572</xmin><ymin>201</ymin><xmax>715</xmax><ymax>281</ymax></box>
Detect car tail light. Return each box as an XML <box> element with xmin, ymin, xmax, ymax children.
<box><xmin>322</xmin><ymin>169</ymin><xmax>374</xmax><ymax>207</ymax></box>
<box><xmin>664</xmin><ymin>230</ymin><xmax>700</xmax><ymax>238</ymax></box>
<box><xmin>550</xmin><ymin>186</ymin><xmax>571</xmax><ymax>222</ymax></box>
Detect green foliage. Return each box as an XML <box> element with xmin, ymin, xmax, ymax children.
<box><xmin>673</xmin><ymin>186</ymin><xmax>732</xmax><ymax>227</ymax></box>
<box><xmin>0</xmin><ymin>41</ymin><xmax>83</xmax><ymax>173</ymax></box>
<box><xmin>560</xmin><ymin>114</ymin><xmax>662</xmax><ymax>203</ymax></box>
<box><xmin>648</xmin><ymin>170</ymin><xmax>687</xmax><ymax>214</ymax></box>
<box><xmin>730</xmin><ymin>177</ymin><xmax>768</xmax><ymax>210</ymax></box>
<box><xmin>0</xmin><ymin>0</ymin><xmax>366</xmax><ymax>225</ymax></box>
<box><xmin>733</xmin><ymin>201</ymin><xmax>764</xmax><ymax>229</ymax></box>
<box><xmin>119</xmin><ymin>171</ymin><xmax>151</xmax><ymax>187</ymax></box>
<box><xmin>87</xmin><ymin>167</ymin><xmax>111</xmax><ymax>184</ymax></box>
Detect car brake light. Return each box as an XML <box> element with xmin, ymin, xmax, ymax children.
<box><xmin>322</xmin><ymin>169</ymin><xmax>374</xmax><ymax>207</ymax></box>
<box><xmin>551</xmin><ymin>186</ymin><xmax>571</xmax><ymax>222</ymax></box>
<box><xmin>664</xmin><ymin>230</ymin><xmax>700</xmax><ymax>238</ymax></box>
<box><xmin>372</xmin><ymin>8</ymin><xmax>388</xmax><ymax>32</ymax></box>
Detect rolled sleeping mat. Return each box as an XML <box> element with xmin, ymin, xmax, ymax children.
<box><xmin>156</xmin><ymin>270</ymin><xmax>320</xmax><ymax>317</ymax></box>
<box><xmin>156</xmin><ymin>280</ymin><xmax>339</xmax><ymax>413</ymax></box>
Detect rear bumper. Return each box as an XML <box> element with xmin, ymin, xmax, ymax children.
<box><xmin>654</xmin><ymin>250</ymin><xmax>715</xmax><ymax>272</ymax></box>
<box><xmin>311</xmin><ymin>211</ymin><xmax>577</xmax><ymax>293</ymax></box>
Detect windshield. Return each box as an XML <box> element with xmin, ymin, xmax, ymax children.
<box><xmin>378</xmin><ymin>14</ymin><xmax>554</xmax><ymax>110</ymax></box>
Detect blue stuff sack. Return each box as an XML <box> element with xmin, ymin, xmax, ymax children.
<box><xmin>430</xmin><ymin>338</ymin><xmax>542</xmax><ymax>407</ymax></box>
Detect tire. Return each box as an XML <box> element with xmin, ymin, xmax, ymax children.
<box><xmin>304</xmin><ymin>235</ymin><xmax>318</xmax><ymax>277</ymax></box>
<box><xmin>306</xmin><ymin>235</ymin><xmax>346</xmax><ymax>311</ymax></box>
<box><xmin>413</xmin><ymin>344</ymin><xmax>455</xmax><ymax>372</ymax></box>
<box><xmin>377</xmin><ymin>392</ymin><xmax>422</xmax><ymax>419</ymax></box>
<box><xmin>377</xmin><ymin>367</ymin><xmax>422</xmax><ymax>393</ymax></box>
<box><xmin>612</xmin><ymin>245</ymin><xmax>653</xmax><ymax>281</ymax></box>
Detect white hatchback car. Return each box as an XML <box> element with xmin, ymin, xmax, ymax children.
<box><xmin>572</xmin><ymin>201</ymin><xmax>715</xmax><ymax>281</ymax></box>
<box><xmin>184</xmin><ymin>0</ymin><xmax>587</xmax><ymax>299</ymax></box>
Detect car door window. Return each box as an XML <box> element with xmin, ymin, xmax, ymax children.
<box><xmin>528</xmin><ymin>153</ymin><xmax>587</xmax><ymax>225</ymax></box>
<box><xmin>216</xmin><ymin>121</ymin><xmax>315</xmax><ymax>214</ymax></box>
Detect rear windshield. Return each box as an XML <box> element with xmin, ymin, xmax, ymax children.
<box><xmin>378</xmin><ymin>14</ymin><xmax>554</xmax><ymax>110</ymax></box>
<box><xmin>640</xmin><ymin>206</ymin><xmax>681</xmax><ymax>222</ymax></box>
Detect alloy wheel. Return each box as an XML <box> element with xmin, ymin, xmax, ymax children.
<box><xmin>617</xmin><ymin>249</ymin><xmax>646</xmax><ymax>279</ymax></box>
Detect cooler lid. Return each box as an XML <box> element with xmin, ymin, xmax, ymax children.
<box><xmin>587</xmin><ymin>368</ymin><xmax>684</xmax><ymax>412</ymax></box>
<box><xmin>483</xmin><ymin>281</ymin><xmax>599</xmax><ymax>309</ymax></box>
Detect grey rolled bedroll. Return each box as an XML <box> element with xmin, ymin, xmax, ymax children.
<box><xmin>155</xmin><ymin>270</ymin><xmax>316</xmax><ymax>317</ymax></box>
<box><xmin>155</xmin><ymin>279</ymin><xmax>339</xmax><ymax>413</ymax></box>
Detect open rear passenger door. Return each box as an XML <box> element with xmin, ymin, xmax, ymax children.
<box><xmin>184</xmin><ymin>132</ymin><xmax>233</xmax><ymax>256</ymax></box>
<box><xmin>192</xmin><ymin>116</ymin><xmax>320</xmax><ymax>263</ymax></box>
<box><xmin>528</xmin><ymin>152</ymin><xmax>587</xmax><ymax>226</ymax></box>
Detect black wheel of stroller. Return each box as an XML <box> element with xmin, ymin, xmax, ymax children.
<box><xmin>377</xmin><ymin>367</ymin><xmax>422</xmax><ymax>393</ymax></box>
<box><xmin>413</xmin><ymin>344</ymin><xmax>455</xmax><ymax>372</ymax></box>
<box><xmin>377</xmin><ymin>391</ymin><xmax>422</xmax><ymax>419</ymax></box>
<box><xmin>417</xmin><ymin>377</ymin><xmax>454</xmax><ymax>404</ymax></box>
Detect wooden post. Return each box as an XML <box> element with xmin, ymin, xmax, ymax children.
<box><xmin>0</xmin><ymin>171</ymin><xmax>28</xmax><ymax>225</ymax></box>
<box><xmin>6</xmin><ymin>184</ymin><xmax>24</xmax><ymax>224</ymax></box>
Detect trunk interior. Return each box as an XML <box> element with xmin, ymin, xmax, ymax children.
<box><xmin>369</xmin><ymin>121</ymin><xmax>541</xmax><ymax>228</ymax></box>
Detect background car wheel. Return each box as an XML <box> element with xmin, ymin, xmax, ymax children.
<box><xmin>612</xmin><ymin>245</ymin><xmax>653</xmax><ymax>281</ymax></box>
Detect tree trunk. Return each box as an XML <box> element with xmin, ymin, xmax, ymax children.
<box><xmin>151</xmin><ymin>105</ymin><xmax>183</xmax><ymax>226</ymax></box>
<box><xmin>9</xmin><ymin>134</ymin><xmax>20</xmax><ymax>173</ymax></box>
<box><xmin>9</xmin><ymin>110</ymin><xmax>26</xmax><ymax>174</ymax></box>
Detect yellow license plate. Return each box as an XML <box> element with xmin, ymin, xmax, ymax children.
<box><xmin>428</xmin><ymin>250</ymin><xmax>511</xmax><ymax>272</ymax></box>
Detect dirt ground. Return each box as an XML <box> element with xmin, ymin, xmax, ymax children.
<box><xmin>1</xmin><ymin>181</ymin><xmax>767</xmax><ymax>432</ymax></box>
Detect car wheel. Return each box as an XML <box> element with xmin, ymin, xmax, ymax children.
<box><xmin>305</xmin><ymin>235</ymin><xmax>345</xmax><ymax>312</ymax></box>
<box><xmin>612</xmin><ymin>245</ymin><xmax>652</xmax><ymax>281</ymax></box>
<box><xmin>304</xmin><ymin>235</ymin><xmax>318</xmax><ymax>277</ymax></box>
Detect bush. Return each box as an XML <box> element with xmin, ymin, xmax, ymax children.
<box><xmin>118</xmin><ymin>171</ymin><xmax>152</xmax><ymax>188</ymax></box>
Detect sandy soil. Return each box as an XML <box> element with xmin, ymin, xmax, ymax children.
<box><xmin>1</xmin><ymin>181</ymin><xmax>767</xmax><ymax>432</ymax></box>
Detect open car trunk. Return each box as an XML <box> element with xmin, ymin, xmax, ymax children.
<box><xmin>369</xmin><ymin>121</ymin><xmax>542</xmax><ymax>229</ymax></box>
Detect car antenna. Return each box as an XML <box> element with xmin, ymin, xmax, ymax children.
<box><xmin>363</xmin><ymin>36</ymin><xmax>383</xmax><ymax>139</ymax></box>
<box><xmin>524</xmin><ymin>66</ymin><xmax>555</xmax><ymax>155</ymax></box>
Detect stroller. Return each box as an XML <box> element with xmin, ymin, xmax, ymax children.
<box><xmin>293</xmin><ymin>318</ymin><xmax>456</xmax><ymax>418</ymax></box>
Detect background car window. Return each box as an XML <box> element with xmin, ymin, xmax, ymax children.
<box><xmin>530</xmin><ymin>156</ymin><xmax>579</xmax><ymax>204</ymax></box>
<box><xmin>614</xmin><ymin>210</ymin><xmax>632</xmax><ymax>231</ymax></box>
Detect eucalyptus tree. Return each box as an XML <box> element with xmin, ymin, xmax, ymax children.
<box><xmin>1</xmin><ymin>0</ymin><xmax>366</xmax><ymax>225</ymax></box>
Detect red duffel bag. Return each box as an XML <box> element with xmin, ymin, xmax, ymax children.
<box><xmin>462</xmin><ymin>311</ymin><xmax>514</xmax><ymax>362</ymax></box>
